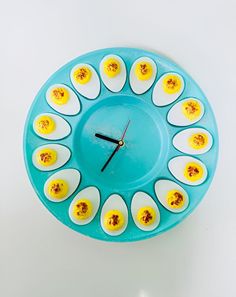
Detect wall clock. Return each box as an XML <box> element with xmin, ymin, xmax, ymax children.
<box><xmin>24</xmin><ymin>48</ymin><xmax>218</xmax><ymax>242</ymax></box>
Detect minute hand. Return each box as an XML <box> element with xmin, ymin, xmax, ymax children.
<box><xmin>101</xmin><ymin>144</ymin><xmax>120</xmax><ymax>172</ymax></box>
<box><xmin>100</xmin><ymin>120</ymin><xmax>131</xmax><ymax>172</ymax></box>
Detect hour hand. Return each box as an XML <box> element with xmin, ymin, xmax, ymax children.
<box><xmin>95</xmin><ymin>133</ymin><xmax>120</xmax><ymax>145</ymax></box>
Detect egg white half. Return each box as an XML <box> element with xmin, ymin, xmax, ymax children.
<box><xmin>100</xmin><ymin>194</ymin><xmax>128</xmax><ymax>236</ymax></box>
<box><xmin>173</xmin><ymin>128</ymin><xmax>213</xmax><ymax>155</ymax></box>
<box><xmin>131</xmin><ymin>191</ymin><xmax>160</xmax><ymax>231</ymax></box>
<box><xmin>32</xmin><ymin>144</ymin><xmax>71</xmax><ymax>171</ymax></box>
<box><xmin>129</xmin><ymin>57</ymin><xmax>157</xmax><ymax>94</ymax></box>
<box><xmin>168</xmin><ymin>156</ymin><xmax>208</xmax><ymax>186</ymax></box>
<box><xmin>99</xmin><ymin>54</ymin><xmax>126</xmax><ymax>92</ymax></box>
<box><xmin>70</xmin><ymin>63</ymin><xmax>100</xmax><ymax>99</ymax></box>
<box><xmin>167</xmin><ymin>98</ymin><xmax>204</xmax><ymax>126</ymax></box>
<box><xmin>46</xmin><ymin>84</ymin><xmax>81</xmax><ymax>115</ymax></box>
<box><xmin>33</xmin><ymin>113</ymin><xmax>71</xmax><ymax>140</ymax></box>
<box><xmin>155</xmin><ymin>179</ymin><xmax>189</xmax><ymax>213</ymax></box>
<box><xmin>44</xmin><ymin>168</ymin><xmax>81</xmax><ymax>202</ymax></box>
<box><xmin>69</xmin><ymin>186</ymin><xmax>100</xmax><ymax>225</ymax></box>
<box><xmin>152</xmin><ymin>72</ymin><xmax>185</xmax><ymax>106</ymax></box>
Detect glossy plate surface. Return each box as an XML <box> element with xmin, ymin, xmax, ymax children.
<box><xmin>24</xmin><ymin>48</ymin><xmax>218</xmax><ymax>242</ymax></box>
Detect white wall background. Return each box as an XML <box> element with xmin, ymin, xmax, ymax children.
<box><xmin>1</xmin><ymin>0</ymin><xmax>235</xmax><ymax>296</ymax></box>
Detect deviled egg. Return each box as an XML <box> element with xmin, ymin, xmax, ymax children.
<box><xmin>173</xmin><ymin>128</ymin><xmax>213</xmax><ymax>155</ymax></box>
<box><xmin>168</xmin><ymin>156</ymin><xmax>207</xmax><ymax>186</ymax></box>
<box><xmin>101</xmin><ymin>194</ymin><xmax>128</xmax><ymax>236</ymax></box>
<box><xmin>46</xmin><ymin>84</ymin><xmax>81</xmax><ymax>115</ymax></box>
<box><xmin>129</xmin><ymin>57</ymin><xmax>157</xmax><ymax>94</ymax></box>
<box><xmin>152</xmin><ymin>72</ymin><xmax>185</xmax><ymax>106</ymax></box>
<box><xmin>70</xmin><ymin>63</ymin><xmax>100</xmax><ymax>99</ymax></box>
<box><xmin>33</xmin><ymin>113</ymin><xmax>71</xmax><ymax>140</ymax></box>
<box><xmin>100</xmin><ymin>55</ymin><xmax>126</xmax><ymax>92</ymax></box>
<box><xmin>69</xmin><ymin>186</ymin><xmax>100</xmax><ymax>225</ymax></box>
<box><xmin>44</xmin><ymin>168</ymin><xmax>80</xmax><ymax>202</ymax></box>
<box><xmin>32</xmin><ymin>144</ymin><xmax>71</xmax><ymax>171</ymax></box>
<box><xmin>155</xmin><ymin>179</ymin><xmax>189</xmax><ymax>213</ymax></box>
<box><xmin>131</xmin><ymin>191</ymin><xmax>160</xmax><ymax>231</ymax></box>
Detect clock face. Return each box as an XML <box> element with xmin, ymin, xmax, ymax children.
<box><xmin>24</xmin><ymin>48</ymin><xmax>218</xmax><ymax>242</ymax></box>
<box><xmin>75</xmin><ymin>95</ymin><xmax>168</xmax><ymax>190</ymax></box>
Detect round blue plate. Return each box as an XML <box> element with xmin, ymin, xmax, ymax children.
<box><xmin>24</xmin><ymin>48</ymin><xmax>218</xmax><ymax>242</ymax></box>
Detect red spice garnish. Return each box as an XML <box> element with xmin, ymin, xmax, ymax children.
<box><xmin>76</xmin><ymin>202</ymin><xmax>88</xmax><ymax>216</ymax></box>
<box><xmin>166</xmin><ymin>78</ymin><xmax>177</xmax><ymax>89</ymax></box>
<box><xmin>108</xmin><ymin>214</ymin><xmax>119</xmax><ymax>226</ymax></box>
<box><xmin>39</xmin><ymin>120</ymin><xmax>49</xmax><ymax>130</ymax></box>
<box><xmin>141</xmin><ymin>210</ymin><xmax>153</xmax><ymax>224</ymax></box>
<box><xmin>171</xmin><ymin>192</ymin><xmax>184</xmax><ymax>206</ymax></box>
<box><xmin>107</xmin><ymin>63</ymin><xmax>118</xmax><ymax>72</ymax></box>
<box><xmin>40</xmin><ymin>152</ymin><xmax>52</xmax><ymax>163</ymax></box>
<box><xmin>185</xmin><ymin>102</ymin><xmax>198</xmax><ymax>114</ymax></box>
<box><xmin>140</xmin><ymin>64</ymin><xmax>148</xmax><ymax>75</ymax></box>
<box><xmin>76</xmin><ymin>68</ymin><xmax>88</xmax><ymax>80</ymax></box>
<box><xmin>52</xmin><ymin>89</ymin><xmax>65</xmax><ymax>99</ymax></box>
<box><xmin>187</xmin><ymin>166</ymin><xmax>199</xmax><ymax>177</ymax></box>
<box><xmin>193</xmin><ymin>134</ymin><xmax>205</xmax><ymax>146</ymax></box>
<box><xmin>50</xmin><ymin>183</ymin><xmax>62</xmax><ymax>194</ymax></box>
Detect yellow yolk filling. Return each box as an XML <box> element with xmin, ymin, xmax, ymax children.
<box><xmin>72</xmin><ymin>198</ymin><xmax>93</xmax><ymax>220</ymax></box>
<box><xmin>184</xmin><ymin>162</ymin><xmax>204</xmax><ymax>182</ymax></box>
<box><xmin>73</xmin><ymin>66</ymin><xmax>91</xmax><ymax>84</ymax></box>
<box><xmin>162</xmin><ymin>74</ymin><xmax>182</xmax><ymax>94</ymax></box>
<box><xmin>166</xmin><ymin>190</ymin><xmax>185</xmax><ymax>209</ymax></box>
<box><xmin>47</xmin><ymin>179</ymin><xmax>69</xmax><ymax>199</ymax></box>
<box><xmin>35</xmin><ymin>115</ymin><xmax>55</xmax><ymax>134</ymax></box>
<box><xmin>182</xmin><ymin>100</ymin><xmax>201</xmax><ymax>120</ymax></box>
<box><xmin>137</xmin><ymin>206</ymin><xmax>156</xmax><ymax>226</ymax></box>
<box><xmin>36</xmin><ymin>148</ymin><xmax>57</xmax><ymax>166</ymax></box>
<box><xmin>188</xmin><ymin>133</ymin><xmax>208</xmax><ymax>150</ymax></box>
<box><xmin>104</xmin><ymin>210</ymin><xmax>125</xmax><ymax>231</ymax></box>
<box><xmin>50</xmin><ymin>87</ymin><xmax>69</xmax><ymax>105</ymax></box>
<box><xmin>103</xmin><ymin>58</ymin><xmax>121</xmax><ymax>78</ymax></box>
<box><xmin>135</xmin><ymin>61</ymin><xmax>153</xmax><ymax>80</ymax></box>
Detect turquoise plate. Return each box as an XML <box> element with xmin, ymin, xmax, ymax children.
<box><xmin>23</xmin><ymin>48</ymin><xmax>218</xmax><ymax>242</ymax></box>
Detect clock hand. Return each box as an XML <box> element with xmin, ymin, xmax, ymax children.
<box><xmin>101</xmin><ymin>144</ymin><xmax>120</xmax><ymax>172</ymax></box>
<box><xmin>95</xmin><ymin>133</ymin><xmax>120</xmax><ymax>145</ymax></box>
<box><xmin>121</xmin><ymin>120</ymin><xmax>131</xmax><ymax>140</ymax></box>
<box><xmin>101</xmin><ymin>120</ymin><xmax>131</xmax><ymax>172</ymax></box>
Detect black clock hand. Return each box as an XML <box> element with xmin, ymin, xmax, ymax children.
<box><xmin>100</xmin><ymin>120</ymin><xmax>131</xmax><ymax>172</ymax></box>
<box><xmin>121</xmin><ymin>120</ymin><xmax>130</xmax><ymax>140</ymax></box>
<box><xmin>95</xmin><ymin>133</ymin><xmax>120</xmax><ymax>145</ymax></box>
<box><xmin>101</xmin><ymin>144</ymin><xmax>120</xmax><ymax>172</ymax></box>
